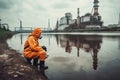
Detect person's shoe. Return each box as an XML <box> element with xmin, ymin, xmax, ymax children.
<box><xmin>40</xmin><ymin>61</ymin><xmax>48</xmax><ymax>70</ymax></box>
<box><xmin>40</xmin><ymin>66</ymin><xmax>48</xmax><ymax>70</ymax></box>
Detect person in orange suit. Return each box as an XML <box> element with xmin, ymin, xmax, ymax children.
<box><xmin>23</xmin><ymin>28</ymin><xmax>48</xmax><ymax>69</ymax></box>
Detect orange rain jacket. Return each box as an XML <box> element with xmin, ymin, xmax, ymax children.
<box><xmin>23</xmin><ymin>28</ymin><xmax>46</xmax><ymax>61</ymax></box>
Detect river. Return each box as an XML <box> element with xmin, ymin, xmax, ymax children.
<box><xmin>7</xmin><ymin>33</ymin><xmax>120</xmax><ymax>80</ymax></box>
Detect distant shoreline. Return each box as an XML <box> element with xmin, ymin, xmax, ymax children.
<box><xmin>15</xmin><ymin>26</ymin><xmax>120</xmax><ymax>33</ymax></box>
<box><xmin>44</xmin><ymin>27</ymin><xmax>120</xmax><ymax>33</ymax></box>
<box><xmin>43</xmin><ymin>30</ymin><xmax>120</xmax><ymax>33</ymax></box>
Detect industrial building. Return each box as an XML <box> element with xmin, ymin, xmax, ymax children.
<box><xmin>55</xmin><ymin>0</ymin><xmax>103</xmax><ymax>30</ymax></box>
<box><xmin>77</xmin><ymin>0</ymin><xmax>103</xmax><ymax>28</ymax></box>
<box><xmin>0</xmin><ymin>19</ymin><xmax>9</xmax><ymax>30</ymax></box>
<box><xmin>56</xmin><ymin>12</ymin><xmax>72</xmax><ymax>30</ymax></box>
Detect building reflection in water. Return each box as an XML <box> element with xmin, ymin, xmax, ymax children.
<box><xmin>20</xmin><ymin>34</ymin><xmax>23</xmax><ymax>45</ymax></box>
<box><xmin>55</xmin><ymin>34</ymin><xmax>102</xmax><ymax>70</ymax></box>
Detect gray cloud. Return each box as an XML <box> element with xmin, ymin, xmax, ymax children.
<box><xmin>37</xmin><ymin>5</ymin><xmax>46</xmax><ymax>11</ymax></box>
<box><xmin>0</xmin><ymin>0</ymin><xmax>23</xmax><ymax>21</ymax></box>
<box><xmin>0</xmin><ymin>0</ymin><xmax>13</xmax><ymax>9</ymax></box>
<box><xmin>109</xmin><ymin>0</ymin><xmax>120</xmax><ymax>3</ymax></box>
<box><xmin>0</xmin><ymin>0</ymin><xmax>22</xmax><ymax>12</ymax></box>
<box><xmin>0</xmin><ymin>0</ymin><xmax>120</xmax><ymax>30</ymax></box>
<box><xmin>102</xmin><ymin>0</ymin><xmax>120</xmax><ymax>9</ymax></box>
<box><xmin>52</xmin><ymin>2</ymin><xmax>71</xmax><ymax>9</ymax></box>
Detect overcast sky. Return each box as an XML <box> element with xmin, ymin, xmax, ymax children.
<box><xmin>0</xmin><ymin>0</ymin><xmax>120</xmax><ymax>30</ymax></box>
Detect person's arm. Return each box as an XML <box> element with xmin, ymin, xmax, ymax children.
<box><xmin>28</xmin><ymin>36</ymin><xmax>44</xmax><ymax>52</ymax></box>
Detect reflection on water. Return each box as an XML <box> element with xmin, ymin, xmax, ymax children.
<box><xmin>20</xmin><ymin>34</ymin><xmax>23</xmax><ymax>44</ymax></box>
<box><xmin>7</xmin><ymin>33</ymin><xmax>120</xmax><ymax>80</ymax></box>
<box><xmin>56</xmin><ymin>35</ymin><xmax>102</xmax><ymax>54</ymax></box>
<box><xmin>55</xmin><ymin>35</ymin><xmax>102</xmax><ymax>70</ymax></box>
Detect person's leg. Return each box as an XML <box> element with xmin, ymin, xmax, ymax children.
<box><xmin>25</xmin><ymin>51</ymin><xmax>48</xmax><ymax>69</ymax></box>
<box><xmin>38</xmin><ymin>51</ymin><xmax>48</xmax><ymax>69</ymax></box>
<box><xmin>24</xmin><ymin>52</ymin><xmax>39</xmax><ymax>66</ymax></box>
<box><xmin>26</xmin><ymin>58</ymin><xmax>32</xmax><ymax>64</ymax></box>
<box><xmin>33</xmin><ymin>58</ymin><xmax>39</xmax><ymax>66</ymax></box>
<box><xmin>39</xmin><ymin>61</ymin><xmax>48</xmax><ymax>69</ymax></box>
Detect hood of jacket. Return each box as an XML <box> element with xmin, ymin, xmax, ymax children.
<box><xmin>31</xmin><ymin>28</ymin><xmax>42</xmax><ymax>38</ymax></box>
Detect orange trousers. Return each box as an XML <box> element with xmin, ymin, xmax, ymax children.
<box><xmin>24</xmin><ymin>51</ymin><xmax>46</xmax><ymax>61</ymax></box>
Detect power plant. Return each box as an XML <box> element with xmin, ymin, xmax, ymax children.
<box><xmin>55</xmin><ymin>0</ymin><xmax>103</xmax><ymax>30</ymax></box>
<box><xmin>78</xmin><ymin>0</ymin><xmax>103</xmax><ymax>28</ymax></box>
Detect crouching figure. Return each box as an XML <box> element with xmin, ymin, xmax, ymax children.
<box><xmin>23</xmin><ymin>28</ymin><xmax>48</xmax><ymax>69</ymax></box>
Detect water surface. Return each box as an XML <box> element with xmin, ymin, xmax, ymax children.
<box><xmin>7</xmin><ymin>33</ymin><xmax>120</xmax><ymax>80</ymax></box>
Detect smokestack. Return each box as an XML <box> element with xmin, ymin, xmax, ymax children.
<box><xmin>77</xmin><ymin>8</ymin><xmax>80</xmax><ymax>18</ymax></box>
<box><xmin>93</xmin><ymin>0</ymin><xmax>99</xmax><ymax>16</ymax></box>
<box><xmin>20</xmin><ymin>20</ymin><xmax>22</xmax><ymax>30</ymax></box>
<box><xmin>48</xmin><ymin>19</ymin><xmax>50</xmax><ymax>30</ymax></box>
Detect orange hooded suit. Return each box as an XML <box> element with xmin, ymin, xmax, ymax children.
<box><xmin>23</xmin><ymin>28</ymin><xmax>46</xmax><ymax>61</ymax></box>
